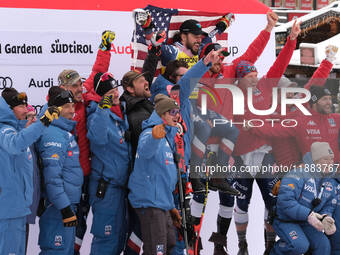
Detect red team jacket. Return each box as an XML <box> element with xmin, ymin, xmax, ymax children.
<box><xmin>268</xmin><ymin>59</ymin><xmax>334</xmax><ymax>167</ymax></box>
<box><xmin>197</xmin><ymin>29</ymin><xmax>271</xmax><ymax>120</ymax></box>
<box><xmin>232</xmin><ymin>36</ymin><xmax>297</xmax><ymax>156</ymax></box>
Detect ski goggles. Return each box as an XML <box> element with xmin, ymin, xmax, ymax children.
<box><xmin>10</xmin><ymin>92</ymin><xmax>28</xmax><ymax>107</ymax></box>
<box><xmin>168</xmin><ymin>108</ymin><xmax>180</xmax><ymax>116</ymax></box>
<box><xmin>52</xmin><ymin>90</ymin><xmax>74</xmax><ymax>107</ymax></box>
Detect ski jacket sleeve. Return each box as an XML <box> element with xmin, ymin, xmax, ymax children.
<box><xmin>304</xmin><ymin>59</ymin><xmax>333</xmax><ymax>90</ymax></box>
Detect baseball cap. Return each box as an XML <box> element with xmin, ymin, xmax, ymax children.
<box><xmin>180</xmin><ymin>19</ymin><xmax>204</xmax><ymax>35</ymax></box>
<box><xmin>122</xmin><ymin>70</ymin><xmax>147</xmax><ymax>90</ymax></box>
<box><xmin>58</xmin><ymin>70</ymin><xmax>81</xmax><ymax>86</ymax></box>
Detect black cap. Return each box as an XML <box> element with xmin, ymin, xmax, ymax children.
<box><xmin>199</xmin><ymin>42</ymin><xmax>230</xmax><ymax>59</ymax></box>
<box><xmin>48</xmin><ymin>87</ymin><xmax>74</xmax><ymax>107</ymax></box>
<box><xmin>2</xmin><ymin>88</ymin><xmax>28</xmax><ymax>108</ymax></box>
<box><xmin>180</xmin><ymin>19</ymin><xmax>204</xmax><ymax>35</ymax></box>
<box><xmin>93</xmin><ymin>72</ymin><xmax>115</xmax><ymax>97</ymax></box>
<box><xmin>310</xmin><ymin>85</ymin><xmax>331</xmax><ymax>104</ymax></box>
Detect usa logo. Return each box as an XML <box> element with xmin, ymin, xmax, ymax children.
<box><xmin>328</xmin><ymin>118</ymin><xmax>336</xmax><ymax>127</ymax></box>
<box><xmin>105</xmin><ymin>225</ymin><xmax>112</xmax><ymax>236</ymax></box>
<box><xmin>156</xmin><ymin>244</ymin><xmax>164</xmax><ymax>255</ymax></box>
<box><xmin>54</xmin><ymin>235</ymin><xmax>62</xmax><ymax>247</ymax></box>
<box><xmin>289</xmin><ymin>231</ymin><xmax>298</xmax><ymax>240</ymax></box>
<box><xmin>68</xmin><ymin>151</ymin><xmax>73</xmax><ymax>157</ymax></box>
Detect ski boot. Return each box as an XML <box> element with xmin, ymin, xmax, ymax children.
<box><xmin>190</xmin><ymin>177</ymin><xmax>206</xmax><ymax>193</ymax></box>
<box><xmin>206</xmin><ymin>152</ymin><xmax>240</xmax><ymax>196</ymax></box>
<box><xmin>209</xmin><ymin>232</ymin><xmax>229</xmax><ymax>255</ymax></box>
<box><xmin>237</xmin><ymin>240</ymin><xmax>249</xmax><ymax>255</ymax></box>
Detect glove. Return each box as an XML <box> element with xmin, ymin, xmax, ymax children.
<box><xmin>40</xmin><ymin>106</ymin><xmax>61</xmax><ymax>127</ymax></box>
<box><xmin>152</xmin><ymin>124</ymin><xmax>166</xmax><ymax>139</ymax></box>
<box><xmin>133</xmin><ymin>8</ymin><xmax>152</xmax><ymax>28</ymax></box>
<box><xmin>98</xmin><ymin>95</ymin><xmax>113</xmax><ymax>109</ymax></box>
<box><xmin>307</xmin><ymin>211</ymin><xmax>324</xmax><ymax>231</ymax></box>
<box><xmin>321</xmin><ymin>215</ymin><xmax>336</xmax><ymax>235</ymax></box>
<box><xmin>61</xmin><ymin>206</ymin><xmax>78</xmax><ymax>227</ymax></box>
<box><xmin>325</xmin><ymin>45</ymin><xmax>338</xmax><ymax>63</ymax></box>
<box><xmin>99</xmin><ymin>30</ymin><xmax>115</xmax><ymax>51</ymax></box>
<box><xmin>148</xmin><ymin>30</ymin><xmax>167</xmax><ymax>56</ymax></box>
<box><xmin>272</xmin><ymin>180</ymin><xmax>281</xmax><ymax>196</ymax></box>
<box><xmin>170</xmin><ymin>208</ymin><xmax>182</xmax><ymax>228</ymax></box>
<box><xmin>215</xmin><ymin>13</ymin><xmax>235</xmax><ymax>33</ymax></box>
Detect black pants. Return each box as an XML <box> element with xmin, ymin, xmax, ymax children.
<box><xmin>136</xmin><ymin>208</ymin><xmax>176</xmax><ymax>255</ymax></box>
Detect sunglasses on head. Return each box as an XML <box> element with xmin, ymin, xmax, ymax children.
<box><xmin>95</xmin><ymin>72</ymin><xmax>119</xmax><ymax>91</ymax></box>
<box><xmin>57</xmin><ymin>90</ymin><xmax>74</xmax><ymax>102</ymax></box>
<box><xmin>168</xmin><ymin>108</ymin><xmax>180</xmax><ymax>116</ymax></box>
<box><xmin>66</xmin><ymin>71</ymin><xmax>79</xmax><ymax>80</ymax></box>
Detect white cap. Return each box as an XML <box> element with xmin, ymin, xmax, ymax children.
<box><xmin>278</xmin><ymin>76</ymin><xmax>298</xmax><ymax>88</ymax></box>
<box><xmin>311</xmin><ymin>142</ymin><xmax>334</xmax><ymax>162</ymax></box>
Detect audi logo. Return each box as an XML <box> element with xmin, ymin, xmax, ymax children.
<box><xmin>32</xmin><ymin>105</ymin><xmax>44</xmax><ymax>114</ymax></box>
<box><xmin>0</xmin><ymin>77</ymin><xmax>13</xmax><ymax>90</ymax></box>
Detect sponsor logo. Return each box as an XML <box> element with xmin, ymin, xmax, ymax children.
<box><xmin>28</xmin><ymin>78</ymin><xmax>55</xmax><ymax>88</ymax></box>
<box><xmin>104</xmin><ymin>225</ymin><xmax>112</xmax><ymax>236</ymax></box>
<box><xmin>68</xmin><ymin>151</ymin><xmax>73</xmax><ymax>157</ymax></box>
<box><xmin>44</xmin><ymin>142</ymin><xmax>62</xmax><ymax>148</ymax></box>
<box><xmin>51</xmin><ymin>39</ymin><xmax>94</xmax><ymax>54</ymax></box>
<box><xmin>306</xmin><ymin>129</ymin><xmax>320</xmax><ymax>135</ymax></box>
<box><xmin>0</xmin><ymin>43</ymin><xmax>42</xmax><ymax>54</ymax></box>
<box><xmin>32</xmin><ymin>104</ymin><xmax>44</xmax><ymax>115</ymax></box>
<box><xmin>289</xmin><ymin>231</ymin><xmax>298</xmax><ymax>240</ymax></box>
<box><xmin>110</xmin><ymin>43</ymin><xmax>132</xmax><ymax>55</ymax></box>
<box><xmin>304</xmin><ymin>184</ymin><xmax>314</xmax><ymax>193</ymax></box>
<box><xmin>0</xmin><ymin>76</ymin><xmax>13</xmax><ymax>90</ymax></box>
<box><xmin>328</xmin><ymin>118</ymin><xmax>336</xmax><ymax>127</ymax></box>
<box><xmin>307</xmin><ymin>120</ymin><xmax>316</xmax><ymax>126</ymax></box>
<box><xmin>54</xmin><ymin>235</ymin><xmax>62</xmax><ymax>247</ymax></box>
<box><xmin>288</xmin><ymin>184</ymin><xmax>295</xmax><ymax>190</ymax></box>
<box><xmin>156</xmin><ymin>244</ymin><xmax>164</xmax><ymax>255</ymax></box>
<box><xmin>51</xmin><ymin>153</ymin><xmax>60</xmax><ymax>159</ymax></box>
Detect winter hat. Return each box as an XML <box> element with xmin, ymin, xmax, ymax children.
<box><xmin>278</xmin><ymin>76</ymin><xmax>298</xmax><ymax>88</ymax></box>
<box><xmin>122</xmin><ymin>70</ymin><xmax>146</xmax><ymax>90</ymax></box>
<box><xmin>48</xmin><ymin>87</ymin><xmax>74</xmax><ymax>107</ymax></box>
<box><xmin>93</xmin><ymin>72</ymin><xmax>115</xmax><ymax>97</ymax></box>
<box><xmin>311</xmin><ymin>142</ymin><xmax>334</xmax><ymax>162</ymax></box>
<box><xmin>309</xmin><ymin>85</ymin><xmax>331</xmax><ymax>104</ymax></box>
<box><xmin>58</xmin><ymin>69</ymin><xmax>81</xmax><ymax>86</ymax></box>
<box><xmin>199</xmin><ymin>43</ymin><xmax>230</xmax><ymax>59</ymax></box>
<box><xmin>2</xmin><ymin>88</ymin><xmax>27</xmax><ymax>108</ymax></box>
<box><xmin>236</xmin><ymin>60</ymin><xmax>257</xmax><ymax>78</ymax></box>
<box><xmin>154</xmin><ymin>94</ymin><xmax>179</xmax><ymax>116</ymax></box>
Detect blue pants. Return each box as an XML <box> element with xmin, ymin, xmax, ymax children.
<box><xmin>0</xmin><ymin>217</ymin><xmax>26</xmax><ymax>255</ymax></box>
<box><xmin>233</xmin><ymin>154</ymin><xmax>277</xmax><ymax>213</ymax></box>
<box><xmin>89</xmin><ymin>179</ymin><xmax>127</xmax><ymax>255</ymax></box>
<box><xmin>330</xmin><ymin>223</ymin><xmax>340</xmax><ymax>255</ymax></box>
<box><xmin>271</xmin><ymin>219</ymin><xmax>331</xmax><ymax>255</ymax></box>
<box><xmin>38</xmin><ymin>205</ymin><xmax>76</xmax><ymax>255</ymax></box>
<box><xmin>171</xmin><ymin>193</ymin><xmax>185</xmax><ymax>255</ymax></box>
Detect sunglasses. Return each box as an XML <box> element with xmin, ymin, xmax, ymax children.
<box><xmin>56</xmin><ymin>90</ymin><xmax>74</xmax><ymax>102</ymax></box>
<box><xmin>168</xmin><ymin>108</ymin><xmax>180</xmax><ymax>116</ymax></box>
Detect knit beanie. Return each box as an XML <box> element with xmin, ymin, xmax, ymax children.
<box><xmin>236</xmin><ymin>60</ymin><xmax>257</xmax><ymax>78</ymax></box>
<box><xmin>311</xmin><ymin>142</ymin><xmax>334</xmax><ymax>162</ymax></box>
<box><xmin>154</xmin><ymin>94</ymin><xmax>179</xmax><ymax>116</ymax></box>
<box><xmin>2</xmin><ymin>88</ymin><xmax>27</xmax><ymax>108</ymax></box>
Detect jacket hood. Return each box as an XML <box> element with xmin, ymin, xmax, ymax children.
<box><xmin>120</xmin><ymin>91</ymin><xmax>152</xmax><ymax>114</ymax></box>
<box><xmin>0</xmin><ymin>97</ymin><xmax>19</xmax><ymax>128</ymax></box>
<box><xmin>51</xmin><ymin>116</ymin><xmax>76</xmax><ymax>132</ymax></box>
<box><xmin>150</xmin><ymin>75</ymin><xmax>173</xmax><ymax>102</ymax></box>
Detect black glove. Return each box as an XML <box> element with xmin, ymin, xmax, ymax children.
<box><xmin>98</xmin><ymin>95</ymin><xmax>113</xmax><ymax>109</ymax></box>
<box><xmin>40</xmin><ymin>106</ymin><xmax>61</xmax><ymax>127</ymax></box>
<box><xmin>99</xmin><ymin>30</ymin><xmax>115</xmax><ymax>51</ymax></box>
<box><xmin>61</xmin><ymin>206</ymin><xmax>78</xmax><ymax>227</ymax></box>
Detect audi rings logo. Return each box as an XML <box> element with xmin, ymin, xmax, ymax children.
<box><xmin>0</xmin><ymin>77</ymin><xmax>13</xmax><ymax>90</ymax></box>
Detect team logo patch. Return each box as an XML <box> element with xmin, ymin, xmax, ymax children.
<box><xmin>328</xmin><ymin>118</ymin><xmax>336</xmax><ymax>127</ymax></box>
<box><xmin>288</xmin><ymin>184</ymin><xmax>295</xmax><ymax>190</ymax></box>
<box><xmin>165</xmin><ymin>159</ymin><xmax>168</xmax><ymax>165</ymax></box>
<box><xmin>51</xmin><ymin>153</ymin><xmax>59</xmax><ymax>159</ymax></box>
<box><xmin>54</xmin><ymin>235</ymin><xmax>63</xmax><ymax>247</ymax></box>
<box><xmin>289</xmin><ymin>231</ymin><xmax>298</xmax><ymax>240</ymax></box>
<box><xmin>156</xmin><ymin>244</ymin><xmax>164</xmax><ymax>255</ymax></box>
<box><xmin>324</xmin><ymin>182</ymin><xmax>333</xmax><ymax>192</ymax></box>
<box><xmin>68</xmin><ymin>151</ymin><xmax>73</xmax><ymax>157</ymax></box>
<box><xmin>105</xmin><ymin>225</ymin><xmax>112</xmax><ymax>236</ymax></box>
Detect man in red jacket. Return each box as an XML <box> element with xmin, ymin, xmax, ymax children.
<box><xmin>59</xmin><ymin>30</ymin><xmax>116</xmax><ymax>254</ymax></box>
<box><xmin>227</xmin><ymin>20</ymin><xmax>300</xmax><ymax>255</ymax></box>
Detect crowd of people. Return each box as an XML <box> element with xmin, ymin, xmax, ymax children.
<box><xmin>0</xmin><ymin>8</ymin><xmax>340</xmax><ymax>255</ymax></box>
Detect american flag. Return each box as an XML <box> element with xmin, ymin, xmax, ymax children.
<box><xmin>131</xmin><ymin>5</ymin><xmax>230</xmax><ymax>76</ymax></box>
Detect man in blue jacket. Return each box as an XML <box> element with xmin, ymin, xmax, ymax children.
<box><xmin>128</xmin><ymin>94</ymin><xmax>182</xmax><ymax>255</ymax></box>
<box><xmin>37</xmin><ymin>87</ymin><xmax>83</xmax><ymax>255</ymax></box>
<box><xmin>87</xmin><ymin>72</ymin><xmax>131</xmax><ymax>255</ymax></box>
<box><xmin>0</xmin><ymin>88</ymin><xmax>60</xmax><ymax>255</ymax></box>
<box><xmin>271</xmin><ymin>142</ymin><xmax>337</xmax><ymax>255</ymax></box>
